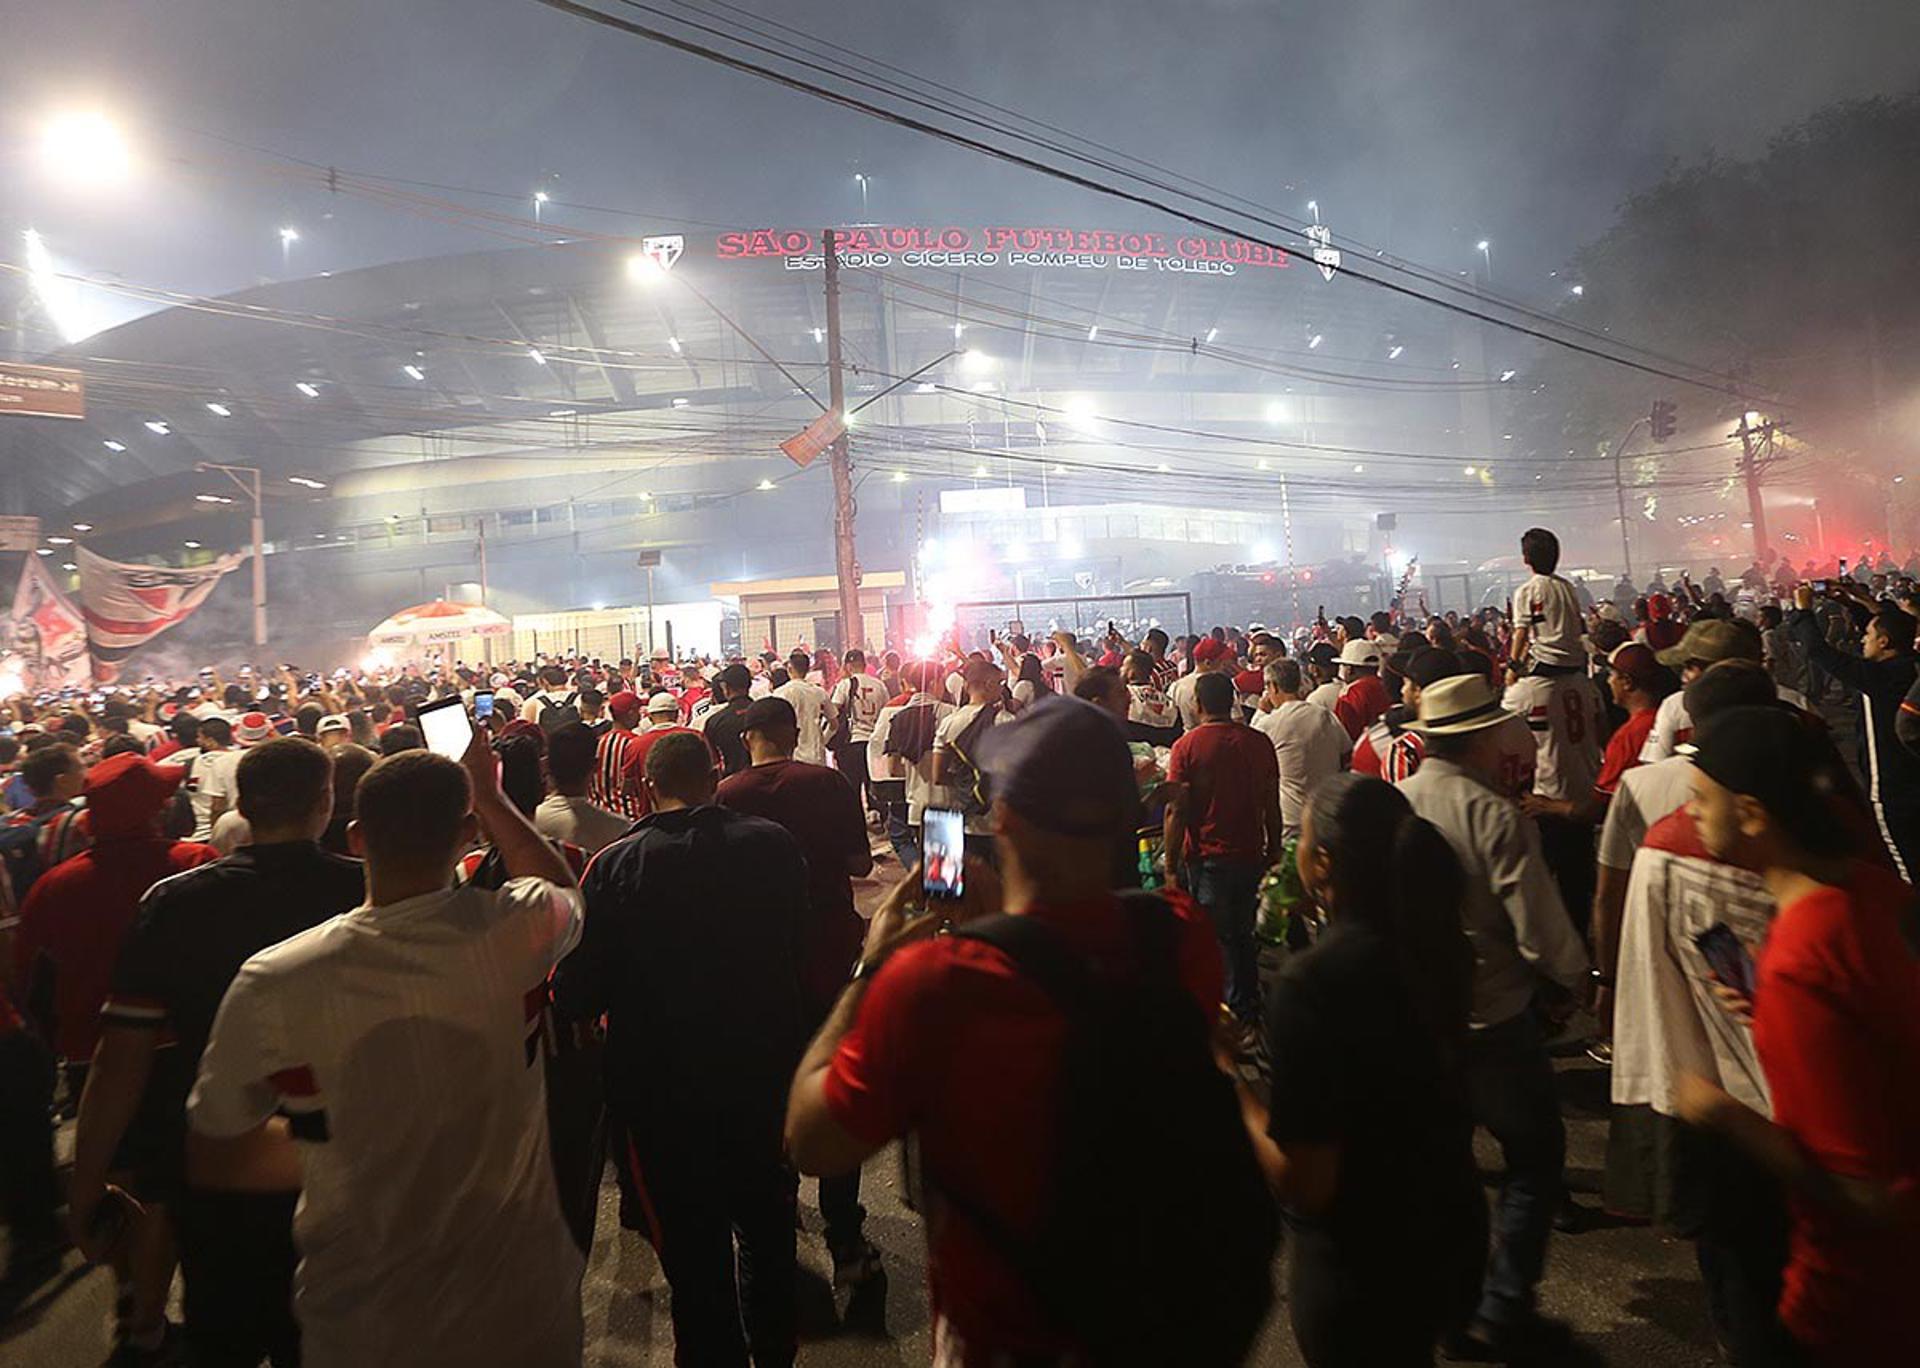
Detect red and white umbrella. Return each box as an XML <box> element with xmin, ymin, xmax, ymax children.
<box><xmin>368</xmin><ymin>600</ymin><xmax>512</xmax><ymax>647</ymax></box>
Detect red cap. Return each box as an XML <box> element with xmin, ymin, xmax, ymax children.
<box><xmin>1192</xmin><ymin>638</ymin><xmax>1229</xmax><ymax>665</ymax></box>
<box><xmin>608</xmin><ymin>690</ymin><xmax>642</xmax><ymax>719</ymax></box>
<box><xmin>1233</xmin><ymin>668</ymin><xmax>1264</xmax><ymax>695</ymax></box>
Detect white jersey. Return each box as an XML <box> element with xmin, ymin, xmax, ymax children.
<box><xmin>189</xmin><ymin>879</ymin><xmax>585</xmax><ymax>1368</ymax></box>
<box><xmin>1598</xmin><ymin>755</ymin><xmax>1696</xmax><ymax>871</ymax></box>
<box><xmin>773</xmin><ymin>676</ymin><xmax>832</xmax><ymax>765</ymax></box>
<box><xmin>1513</xmin><ymin>573</ymin><xmax>1585</xmax><ymax>667</ymax></box>
<box><xmin>186</xmin><ymin>748</ymin><xmax>241</xmax><ymax>842</ymax></box>
<box><xmin>1167</xmin><ymin>671</ymin><xmax>1242</xmax><ymax>731</ymax></box>
<box><xmin>830</xmin><ymin>672</ymin><xmax>889</xmax><ymax>744</ymax></box>
<box><xmin>1502</xmin><ymin>672</ymin><xmax>1607</xmax><ymax>801</ymax></box>
<box><xmin>1306</xmin><ymin>681</ymin><xmax>1341</xmax><ymax>713</ymax></box>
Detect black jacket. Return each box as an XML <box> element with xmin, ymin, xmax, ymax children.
<box><xmin>552</xmin><ymin>804</ymin><xmax>808</xmax><ymax>1138</ymax></box>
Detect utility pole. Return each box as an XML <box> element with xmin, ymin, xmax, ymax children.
<box><xmin>197</xmin><ymin>461</ymin><xmax>265</xmax><ymax>647</ymax></box>
<box><xmin>1608</xmin><ymin>417</ymin><xmax>1648</xmax><ymax>581</ymax></box>
<box><xmin>1734</xmin><ymin>410</ymin><xmax>1784</xmax><ymax>565</ymax></box>
<box><xmin>823</xmin><ymin>228</ymin><xmax>864</xmax><ymax>654</ymax></box>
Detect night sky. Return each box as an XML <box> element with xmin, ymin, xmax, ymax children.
<box><xmin>7</xmin><ymin>0</ymin><xmax>1918</xmax><ymax>332</ymax></box>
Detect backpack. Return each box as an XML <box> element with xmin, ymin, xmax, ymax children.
<box><xmin>941</xmin><ymin>896</ymin><xmax>1278</xmax><ymax>1366</ymax></box>
<box><xmin>941</xmin><ymin>703</ymin><xmax>1001</xmax><ymax>819</ymax></box>
<box><xmin>0</xmin><ymin>814</ymin><xmax>54</xmax><ymax>905</ymax></box>
<box><xmin>536</xmin><ymin>691</ymin><xmax>581</xmax><ymax>734</ymax></box>
<box><xmin>882</xmin><ymin>702</ymin><xmax>939</xmax><ymax>765</ymax></box>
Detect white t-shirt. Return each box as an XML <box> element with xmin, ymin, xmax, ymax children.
<box><xmin>773</xmin><ymin>677</ymin><xmax>831</xmax><ymax>765</ymax></box>
<box><xmin>830</xmin><ymin>673</ymin><xmax>889</xmax><ymax>744</ymax></box>
<box><xmin>1252</xmin><ymin>700</ymin><xmax>1352</xmax><ymax>835</ymax></box>
<box><xmin>533</xmin><ymin>793</ymin><xmax>632</xmax><ymax>857</ymax></box>
<box><xmin>189</xmin><ymin>878</ymin><xmax>585</xmax><ymax>1368</ymax></box>
<box><xmin>1513</xmin><ymin>573</ymin><xmax>1585</xmax><ymax>667</ymax></box>
<box><xmin>1306</xmin><ymin>681</ymin><xmax>1341</xmax><ymax>713</ymax></box>
<box><xmin>187</xmin><ymin>748</ymin><xmax>242</xmax><ymax>842</ymax></box>
<box><xmin>931</xmin><ymin>701</ymin><xmax>1015</xmax><ymax>832</ymax></box>
<box><xmin>1127</xmin><ymin>683</ymin><xmax>1179</xmax><ymax>731</ymax></box>
<box><xmin>867</xmin><ymin>696</ymin><xmax>953</xmax><ymax>815</ymax></box>
<box><xmin>1502</xmin><ymin>673</ymin><xmax>1608</xmax><ymax>801</ymax></box>
<box><xmin>1597</xmin><ymin>755</ymin><xmax>1697</xmax><ymax>870</ymax></box>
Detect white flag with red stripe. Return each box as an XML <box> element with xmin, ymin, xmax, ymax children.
<box><xmin>78</xmin><ymin>545</ymin><xmax>248</xmax><ymax>681</ymax></box>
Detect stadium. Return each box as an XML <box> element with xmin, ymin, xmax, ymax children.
<box><xmin>3</xmin><ymin>218</ymin><xmax>1535</xmax><ymax>668</ymax></box>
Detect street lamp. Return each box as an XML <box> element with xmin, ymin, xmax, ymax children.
<box><xmin>278</xmin><ymin>226</ymin><xmax>299</xmax><ymax>271</ymax></box>
<box><xmin>38</xmin><ymin>110</ymin><xmax>133</xmax><ymax>190</ymax></box>
<box><xmin>195</xmin><ymin>462</ymin><xmax>267</xmax><ymax>646</ymax></box>
<box><xmin>1475</xmin><ymin>240</ymin><xmax>1492</xmax><ymax>281</ymax></box>
<box><xmin>853</xmin><ymin>172</ymin><xmax>869</xmax><ymax>215</ymax></box>
<box><xmin>533</xmin><ymin>190</ymin><xmax>550</xmax><ymax>222</ymax></box>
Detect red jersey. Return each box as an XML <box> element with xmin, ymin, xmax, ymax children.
<box><xmin>1594</xmin><ymin>705</ymin><xmax>1657</xmax><ymax>796</ymax></box>
<box><xmin>11</xmin><ymin>836</ymin><xmax>218</xmax><ymax>1062</ymax></box>
<box><xmin>1333</xmin><ymin>674</ymin><xmax>1391</xmax><ymax>741</ymax></box>
<box><xmin>1166</xmin><ymin>720</ymin><xmax>1279</xmax><ymax>865</ymax></box>
<box><xmin>1753</xmin><ymin>860</ymin><xmax>1920</xmax><ymax>1360</ymax></box>
<box><xmin>823</xmin><ymin>894</ymin><xmax>1222</xmax><ymax>1364</ymax></box>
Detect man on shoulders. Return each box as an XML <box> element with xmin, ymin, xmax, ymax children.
<box><xmin>188</xmin><ymin>735</ymin><xmax>584</xmax><ymax>1368</ymax></box>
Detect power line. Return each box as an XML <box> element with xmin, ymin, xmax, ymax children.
<box><xmin>530</xmin><ymin>0</ymin><xmax>1764</xmax><ymax>400</ymax></box>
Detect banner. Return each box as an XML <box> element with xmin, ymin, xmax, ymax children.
<box><xmin>2</xmin><ymin>554</ymin><xmax>90</xmax><ymax>690</ymax></box>
<box><xmin>78</xmin><ymin>546</ymin><xmax>248</xmax><ymax>681</ymax></box>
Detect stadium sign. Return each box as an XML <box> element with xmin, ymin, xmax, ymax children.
<box><xmin>0</xmin><ymin>363</ymin><xmax>85</xmax><ymax>420</ymax></box>
<box><xmin>715</xmin><ymin>225</ymin><xmax>1293</xmax><ymax>278</ymax></box>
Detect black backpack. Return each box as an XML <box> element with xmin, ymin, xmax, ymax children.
<box><xmin>882</xmin><ymin>702</ymin><xmax>939</xmax><ymax>765</ymax></box>
<box><xmin>536</xmin><ymin>691</ymin><xmax>581</xmax><ymax>734</ymax></box>
<box><xmin>941</xmin><ymin>702</ymin><xmax>1001</xmax><ymax>819</ymax></box>
<box><xmin>942</xmin><ymin>896</ymin><xmax>1278</xmax><ymax>1366</ymax></box>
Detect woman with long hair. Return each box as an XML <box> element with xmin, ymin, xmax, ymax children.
<box><xmin>1235</xmin><ymin>772</ymin><xmax>1485</xmax><ymax>1365</ymax></box>
<box><xmin>1010</xmin><ymin>651</ymin><xmax>1050</xmax><ymax>711</ymax></box>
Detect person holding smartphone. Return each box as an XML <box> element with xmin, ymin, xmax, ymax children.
<box><xmin>1678</xmin><ymin>706</ymin><xmax>1920</xmax><ymax>1365</ymax></box>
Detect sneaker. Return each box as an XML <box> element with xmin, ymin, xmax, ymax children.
<box><xmin>1585</xmin><ymin>1039</ymin><xmax>1614</xmax><ymax>1067</ymax></box>
<box><xmin>830</xmin><ymin>1239</ymin><xmax>883</xmax><ymax>1291</ymax></box>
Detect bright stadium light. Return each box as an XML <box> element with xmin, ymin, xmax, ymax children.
<box><xmin>1388</xmin><ymin>345</ymin><xmax>1404</xmax><ymax>359</ymax></box>
<box><xmin>38</xmin><ymin>110</ymin><xmax>134</xmax><ymax>189</ymax></box>
<box><xmin>288</xmin><ymin>476</ymin><xmax>327</xmax><ymax>489</ymax></box>
<box><xmin>402</xmin><ymin>364</ymin><xmax>425</xmax><ymax>380</ymax></box>
<box><xmin>102</xmin><ymin>441</ymin><xmax>125</xmax><ymax>452</ymax></box>
<box><xmin>71</xmin><ymin>524</ymin><xmax>93</xmax><ymax>532</ymax></box>
<box><xmin>205</xmin><ymin>401</ymin><xmax>231</xmax><ymax>417</ymax></box>
<box><xmin>143</xmin><ymin>420</ymin><xmax>169</xmax><ymax>435</ymax></box>
<box><xmin>1308</xmin><ymin>333</ymin><xmax>1323</xmax><ymax>350</ymax></box>
<box><xmin>295</xmin><ymin>381</ymin><xmax>320</xmax><ymax>398</ymax></box>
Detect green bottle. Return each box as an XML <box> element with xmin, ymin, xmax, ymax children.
<box><xmin>1256</xmin><ymin>838</ymin><xmax>1304</xmax><ymax>946</ymax></box>
<box><xmin>1137</xmin><ymin>837</ymin><xmax>1162</xmax><ymax>891</ymax></box>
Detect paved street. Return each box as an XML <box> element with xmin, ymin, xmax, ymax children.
<box><xmin>3</xmin><ymin>856</ymin><xmax>1726</xmax><ymax>1367</ymax></box>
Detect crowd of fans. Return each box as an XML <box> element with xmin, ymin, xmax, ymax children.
<box><xmin>0</xmin><ymin>525</ymin><xmax>1916</xmax><ymax>1367</ymax></box>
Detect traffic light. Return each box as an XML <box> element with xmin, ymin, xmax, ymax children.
<box><xmin>1650</xmin><ymin>399</ymin><xmax>1677</xmax><ymax>443</ymax></box>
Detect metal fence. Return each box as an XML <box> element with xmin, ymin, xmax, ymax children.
<box><xmin>952</xmin><ymin>593</ymin><xmax>1193</xmax><ymax>648</ymax></box>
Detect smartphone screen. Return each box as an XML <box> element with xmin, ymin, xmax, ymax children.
<box><xmin>474</xmin><ymin>691</ymin><xmax>495</xmax><ymax>720</ymax></box>
<box><xmin>922</xmin><ymin>807</ymin><xmax>966</xmax><ymax>900</ymax></box>
<box><xmin>1693</xmin><ymin>923</ymin><xmax>1756</xmax><ymax>998</ymax></box>
<box><xmin>415</xmin><ymin>697</ymin><xmax>474</xmax><ymax>760</ymax></box>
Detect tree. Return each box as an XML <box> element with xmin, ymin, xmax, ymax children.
<box><xmin>1514</xmin><ymin>93</ymin><xmax>1920</xmax><ymax>554</ymax></box>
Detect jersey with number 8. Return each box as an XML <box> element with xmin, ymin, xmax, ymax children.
<box><xmin>1503</xmin><ymin>673</ymin><xmax>1608</xmax><ymax>801</ymax></box>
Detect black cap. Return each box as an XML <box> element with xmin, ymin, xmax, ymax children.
<box><xmin>740</xmin><ymin>695</ymin><xmax>797</xmax><ymax>736</ymax></box>
<box><xmin>1689</xmin><ymin>705</ymin><xmax>1820</xmax><ymax>818</ymax></box>
<box><xmin>972</xmin><ymin>694</ymin><xmax>1134</xmax><ymax>838</ymax></box>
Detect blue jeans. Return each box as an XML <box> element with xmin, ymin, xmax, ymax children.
<box><xmin>1462</xmin><ymin>1011</ymin><xmax>1565</xmax><ymax>1326</ymax></box>
<box><xmin>1188</xmin><ymin>856</ymin><xmax>1264</xmax><ymax>1020</ymax></box>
